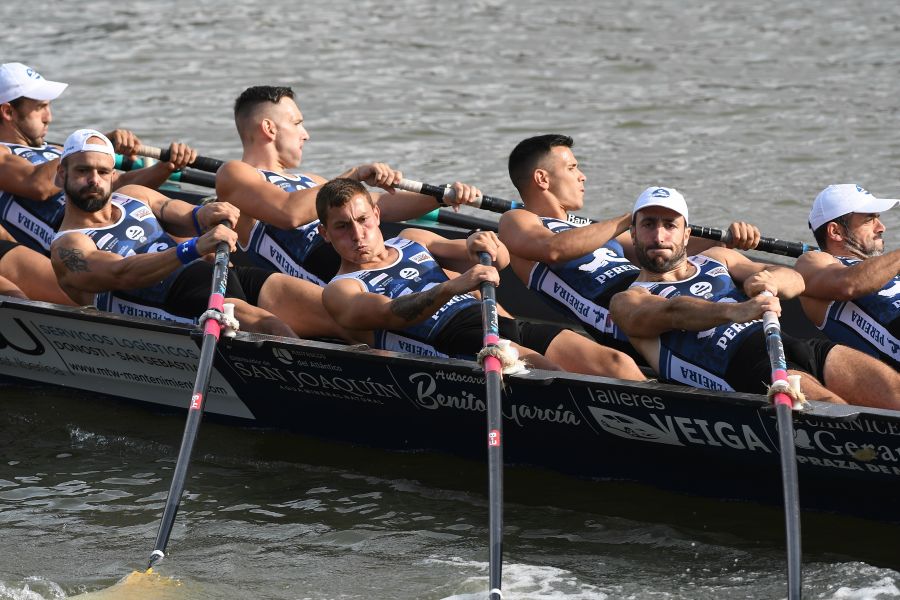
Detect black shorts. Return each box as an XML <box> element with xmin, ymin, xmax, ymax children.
<box><xmin>724</xmin><ymin>329</ymin><xmax>836</xmax><ymax>394</ymax></box>
<box><xmin>431</xmin><ymin>305</ymin><xmax>564</xmax><ymax>357</ymax></box>
<box><xmin>0</xmin><ymin>239</ymin><xmax>20</xmax><ymax>262</ymax></box>
<box><xmin>305</xmin><ymin>244</ymin><xmax>341</xmax><ymax>282</ymax></box>
<box><xmin>163</xmin><ymin>261</ymin><xmax>275</xmax><ymax>319</ymax></box>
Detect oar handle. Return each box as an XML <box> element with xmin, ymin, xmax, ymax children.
<box><xmin>396</xmin><ymin>178</ymin><xmax>524</xmax><ymax>213</ymax></box>
<box><xmin>136</xmin><ymin>144</ymin><xmax>225</xmax><ymax>173</ymax></box>
<box><xmin>690</xmin><ymin>225</ymin><xmax>816</xmax><ymax>258</ymax></box>
<box><xmin>759</xmin><ymin>291</ymin><xmax>792</xmax><ymax>408</ymax></box>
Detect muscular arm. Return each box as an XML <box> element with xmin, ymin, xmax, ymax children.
<box><xmin>0</xmin><ymin>147</ymin><xmax>61</xmax><ymax>200</ymax></box>
<box><xmin>795</xmin><ymin>249</ymin><xmax>900</xmax><ymax>301</ymax></box>
<box><xmin>323</xmin><ymin>276</ymin><xmax>471</xmax><ymax>331</ymax></box>
<box><xmin>324</xmin><ymin>260</ymin><xmax>499</xmax><ymax>332</ymax></box>
<box><xmin>400</xmin><ymin>228</ymin><xmax>510</xmax><ymax>272</ymax></box>
<box><xmin>498</xmin><ymin>209</ymin><xmax>631</xmax><ymax>264</ymax></box>
<box><xmin>216</xmin><ymin>160</ymin><xmax>326</xmax><ymax>229</ymax></box>
<box><xmin>703</xmin><ymin>246</ymin><xmax>805</xmax><ymax>299</ymax></box>
<box><xmin>51</xmin><ymin>232</ymin><xmax>184</xmax><ymax>298</ymax></box>
<box><xmin>610</xmin><ymin>286</ymin><xmax>780</xmax><ymax>339</ymax></box>
<box><xmin>51</xmin><ymin>223</ymin><xmax>237</xmax><ymax>298</ymax></box>
<box><xmin>373</xmin><ymin>191</ymin><xmax>442</xmax><ymax>222</ymax></box>
<box><xmin>119</xmin><ymin>184</ymin><xmax>238</xmax><ymax>237</ymax></box>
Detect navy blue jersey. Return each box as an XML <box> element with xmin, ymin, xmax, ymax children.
<box><xmin>631</xmin><ymin>255</ymin><xmax>762</xmax><ymax>391</ymax></box>
<box><xmin>54</xmin><ymin>193</ymin><xmax>191</xmax><ymax>323</ymax></box>
<box><xmin>242</xmin><ymin>169</ymin><xmax>332</xmax><ymax>285</ymax></box>
<box><xmin>0</xmin><ymin>142</ymin><xmax>65</xmax><ymax>254</ymax></box>
<box><xmin>818</xmin><ymin>256</ymin><xmax>899</xmax><ymax>368</ymax></box>
<box><xmin>527</xmin><ymin>216</ymin><xmax>638</xmax><ymax>341</ymax></box>
<box><xmin>332</xmin><ymin>237</ymin><xmax>478</xmax><ymax>349</ymax></box>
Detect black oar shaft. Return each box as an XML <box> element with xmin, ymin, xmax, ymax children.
<box><xmin>396</xmin><ymin>178</ymin><xmax>523</xmax><ymax>213</ymax></box>
<box><xmin>175</xmin><ymin>168</ymin><xmax>217</xmax><ymax>188</ymax></box>
<box><xmin>136</xmin><ymin>144</ymin><xmax>224</xmax><ymax>173</ymax></box>
<box><xmin>761</xmin><ymin>294</ymin><xmax>803</xmax><ymax>599</ymax></box>
<box><xmin>478</xmin><ymin>252</ymin><xmax>504</xmax><ymax>600</ymax></box>
<box><xmin>690</xmin><ymin>225</ymin><xmax>815</xmax><ymax>258</ymax></box>
<box><xmin>148</xmin><ymin>239</ymin><xmax>231</xmax><ymax>569</ymax></box>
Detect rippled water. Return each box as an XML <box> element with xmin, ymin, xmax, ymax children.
<box><xmin>2</xmin><ymin>384</ymin><xmax>900</xmax><ymax>599</ymax></box>
<box><xmin>3</xmin><ymin>0</ymin><xmax>900</xmax><ymax>597</ymax></box>
<box><xmin>6</xmin><ymin>0</ymin><xmax>900</xmax><ymax>237</ymax></box>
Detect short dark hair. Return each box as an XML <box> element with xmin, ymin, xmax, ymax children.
<box><xmin>316</xmin><ymin>178</ymin><xmax>373</xmax><ymax>224</ymax></box>
<box><xmin>508</xmin><ymin>134</ymin><xmax>574</xmax><ymax>194</ymax></box>
<box><xmin>233</xmin><ymin>85</ymin><xmax>295</xmax><ymax>121</ymax></box>
<box><xmin>811</xmin><ymin>214</ymin><xmax>850</xmax><ymax>248</ymax></box>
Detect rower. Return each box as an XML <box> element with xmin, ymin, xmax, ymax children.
<box><xmin>499</xmin><ymin>134</ymin><xmax>761</xmax><ymax>363</ymax></box>
<box><xmin>215</xmin><ymin>85</ymin><xmax>483</xmax><ymax>286</ymax></box>
<box><xmin>50</xmin><ymin>129</ymin><xmax>354</xmax><ymax>340</ymax></box>
<box><xmin>0</xmin><ymin>62</ymin><xmax>200</xmax><ymax>256</ymax></box>
<box><xmin>317</xmin><ymin>177</ymin><xmax>646</xmax><ymax>379</ymax></box>
<box><xmin>794</xmin><ymin>184</ymin><xmax>899</xmax><ymax>369</ymax></box>
<box><xmin>609</xmin><ymin>186</ymin><xmax>900</xmax><ymax>408</ymax></box>
<box><xmin>0</xmin><ymin>63</ymin><xmax>198</xmax><ymax>304</ymax></box>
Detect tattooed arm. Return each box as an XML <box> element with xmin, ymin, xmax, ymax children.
<box><xmin>50</xmin><ymin>232</ymin><xmax>181</xmax><ymax>305</ymax></box>
<box><xmin>322</xmin><ymin>264</ymin><xmax>500</xmax><ymax>331</ymax></box>
<box><xmin>49</xmin><ymin>226</ymin><xmax>237</xmax><ymax>303</ymax></box>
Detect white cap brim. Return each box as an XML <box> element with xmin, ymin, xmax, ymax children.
<box><xmin>22</xmin><ymin>79</ymin><xmax>68</xmax><ymax>102</ymax></box>
<box><xmin>809</xmin><ymin>194</ymin><xmax>898</xmax><ymax>230</ymax></box>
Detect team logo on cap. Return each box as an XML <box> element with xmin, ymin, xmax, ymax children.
<box><xmin>650</xmin><ymin>188</ymin><xmax>670</xmax><ymax>198</ymax></box>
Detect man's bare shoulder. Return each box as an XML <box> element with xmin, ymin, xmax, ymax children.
<box><xmin>499</xmin><ymin>207</ymin><xmax>541</xmax><ymax>226</ymax></box>
<box><xmin>109</xmin><ymin>182</ymin><xmax>155</xmax><ymax>201</ymax></box>
<box><xmin>795</xmin><ymin>249</ymin><xmax>839</xmax><ymax>268</ymax></box>
<box><xmin>397</xmin><ymin>227</ymin><xmax>441</xmax><ymax>245</ymax></box>
<box><xmin>323</xmin><ymin>276</ymin><xmax>365</xmax><ymax>300</ymax></box>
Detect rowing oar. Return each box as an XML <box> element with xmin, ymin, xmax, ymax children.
<box><xmin>477</xmin><ymin>251</ymin><xmax>504</xmax><ymax>600</ymax></box>
<box><xmin>49</xmin><ymin>140</ymin><xmax>218</xmax><ymax>188</ymax></box>
<box><xmin>396</xmin><ymin>178</ymin><xmax>522</xmax><ymax>213</ymax></box>
<box><xmin>134</xmin><ymin>144</ymin><xmax>225</xmax><ymax>173</ymax></box>
<box><xmin>399</xmin><ymin>181</ymin><xmax>815</xmax><ymax>258</ymax></box>
<box><xmin>760</xmin><ymin>290</ymin><xmax>802</xmax><ymax>599</ymax></box>
<box><xmin>565</xmin><ymin>209</ymin><xmax>814</xmax><ymax>258</ymax></box>
<box><xmin>147</xmin><ymin>233</ymin><xmax>232</xmax><ymax>570</ymax></box>
<box><xmin>115</xmin><ymin>155</ymin><xmax>216</xmax><ymax>188</ymax></box>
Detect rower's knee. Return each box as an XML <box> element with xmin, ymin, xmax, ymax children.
<box><xmin>229</xmin><ymin>299</ymin><xmax>297</xmax><ymax>338</ymax></box>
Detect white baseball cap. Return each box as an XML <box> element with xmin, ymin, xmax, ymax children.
<box><xmin>0</xmin><ymin>62</ymin><xmax>68</xmax><ymax>105</ymax></box>
<box><xmin>808</xmin><ymin>184</ymin><xmax>898</xmax><ymax>231</ymax></box>
<box><xmin>61</xmin><ymin>129</ymin><xmax>115</xmax><ymax>160</ymax></box>
<box><xmin>632</xmin><ymin>186</ymin><xmax>689</xmax><ymax>224</ymax></box>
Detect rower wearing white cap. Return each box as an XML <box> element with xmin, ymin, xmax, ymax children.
<box><xmin>0</xmin><ymin>62</ymin><xmax>198</xmax><ymax>257</ymax></box>
<box><xmin>609</xmin><ymin>186</ymin><xmax>900</xmax><ymax>408</ymax></box>
<box><xmin>50</xmin><ymin>129</ymin><xmax>355</xmax><ymax>340</ymax></box>
<box><xmin>500</xmin><ymin>134</ymin><xmax>761</xmax><ymax>369</ymax></box>
<box><xmin>794</xmin><ymin>184</ymin><xmax>900</xmax><ymax>369</ymax></box>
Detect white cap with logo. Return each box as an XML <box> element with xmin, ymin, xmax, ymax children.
<box><xmin>0</xmin><ymin>62</ymin><xmax>68</xmax><ymax>105</ymax></box>
<box><xmin>808</xmin><ymin>184</ymin><xmax>898</xmax><ymax>231</ymax></box>
<box><xmin>61</xmin><ymin>129</ymin><xmax>115</xmax><ymax>160</ymax></box>
<box><xmin>632</xmin><ymin>186</ymin><xmax>689</xmax><ymax>224</ymax></box>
